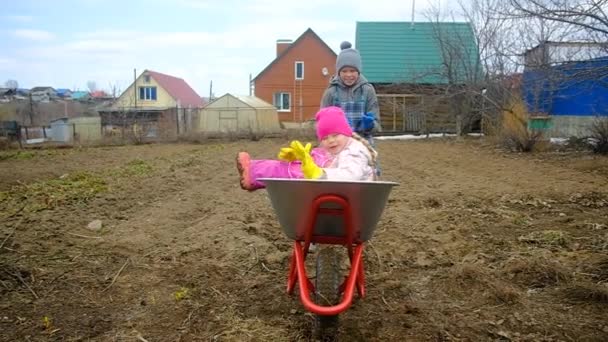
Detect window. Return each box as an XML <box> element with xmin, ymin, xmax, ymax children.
<box><xmin>143</xmin><ymin>75</ymin><xmax>151</xmax><ymax>83</ymax></box>
<box><xmin>139</xmin><ymin>86</ymin><xmax>157</xmax><ymax>100</ymax></box>
<box><xmin>295</xmin><ymin>61</ymin><xmax>304</xmax><ymax>80</ymax></box>
<box><xmin>273</xmin><ymin>92</ymin><xmax>290</xmax><ymax>111</ymax></box>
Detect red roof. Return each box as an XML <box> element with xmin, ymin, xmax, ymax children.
<box><xmin>90</xmin><ymin>90</ymin><xmax>109</xmax><ymax>98</ymax></box>
<box><xmin>147</xmin><ymin>70</ymin><xmax>205</xmax><ymax>107</ymax></box>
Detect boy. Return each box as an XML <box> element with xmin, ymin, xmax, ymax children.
<box><xmin>321</xmin><ymin>41</ymin><xmax>381</xmax><ymax>174</ymax></box>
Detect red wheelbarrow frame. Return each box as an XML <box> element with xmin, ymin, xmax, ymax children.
<box><xmin>286</xmin><ymin>194</ymin><xmax>366</xmax><ymax>316</ymax></box>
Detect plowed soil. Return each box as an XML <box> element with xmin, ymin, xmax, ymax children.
<box><xmin>1</xmin><ymin>137</ymin><xmax>608</xmax><ymax>341</ymax></box>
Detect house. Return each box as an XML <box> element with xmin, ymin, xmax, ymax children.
<box><xmin>524</xmin><ymin>41</ymin><xmax>608</xmax><ymax>69</ymax></box>
<box><xmin>253</xmin><ymin>28</ymin><xmax>337</xmax><ymax>123</ymax></box>
<box><xmin>71</xmin><ymin>91</ymin><xmax>91</xmax><ymax>101</ymax></box>
<box><xmin>100</xmin><ymin>69</ymin><xmax>205</xmax><ymax>139</ymax></box>
<box><xmin>522</xmin><ymin>56</ymin><xmax>608</xmax><ymax>137</ymax></box>
<box><xmin>16</xmin><ymin>88</ymin><xmax>30</xmax><ymax>96</ymax></box>
<box><xmin>0</xmin><ymin>88</ymin><xmax>16</xmax><ymax>102</ymax></box>
<box><xmin>56</xmin><ymin>88</ymin><xmax>73</xmax><ymax>98</ymax></box>
<box><xmin>355</xmin><ymin>21</ymin><xmax>480</xmax><ymax>133</ymax></box>
<box><xmin>30</xmin><ymin>86</ymin><xmax>57</xmax><ymax>102</ymax></box>
<box><xmin>90</xmin><ymin>90</ymin><xmax>112</xmax><ymax>99</ymax></box>
<box><xmin>112</xmin><ymin>69</ymin><xmax>204</xmax><ymax>109</ymax></box>
<box><xmin>198</xmin><ymin>93</ymin><xmax>281</xmax><ymax>136</ymax></box>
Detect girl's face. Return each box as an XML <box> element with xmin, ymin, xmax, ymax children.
<box><xmin>339</xmin><ymin>67</ymin><xmax>359</xmax><ymax>86</ymax></box>
<box><xmin>320</xmin><ymin>133</ymin><xmax>349</xmax><ymax>155</ymax></box>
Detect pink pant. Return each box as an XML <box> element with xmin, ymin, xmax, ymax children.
<box><xmin>250</xmin><ymin>148</ymin><xmax>332</xmax><ymax>189</ymax></box>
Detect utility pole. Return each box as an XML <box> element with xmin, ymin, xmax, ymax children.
<box><xmin>411</xmin><ymin>0</ymin><xmax>416</xmax><ymax>28</ymax></box>
<box><xmin>133</xmin><ymin>68</ymin><xmax>137</xmax><ymax>109</ymax></box>
<box><xmin>28</xmin><ymin>92</ymin><xmax>35</xmax><ymax>125</ymax></box>
<box><xmin>249</xmin><ymin>73</ymin><xmax>252</xmax><ymax>96</ymax></box>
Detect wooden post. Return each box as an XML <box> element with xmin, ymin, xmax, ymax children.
<box><xmin>176</xmin><ymin>107</ymin><xmax>180</xmax><ymax>136</ymax></box>
<box><xmin>392</xmin><ymin>98</ymin><xmax>396</xmax><ymax>131</ymax></box>
<box><xmin>402</xmin><ymin>97</ymin><xmax>406</xmax><ymax>132</ymax></box>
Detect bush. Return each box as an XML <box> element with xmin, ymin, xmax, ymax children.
<box><xmin>499</xmin><ymin>97</ymin><xmax>545</xmax><ymax>152</ymax></box>
<box><xmin>501</xmin><ymin>127</ymin><xmax>545</xmax><ymax>152</ymax></box>
<box><xmin>564</xmin><ymin>136</ymin><xmax>591</xmax><ymax>151</ymax></box>
<box><xmin>588</xmin><ymin>117</ymin><xmax>608</xmax><ymax>154</ymax></box>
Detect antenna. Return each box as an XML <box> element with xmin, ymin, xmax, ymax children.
<box><xmin>411</xmin><ymin>0</ymin><xmax>416</xmax><ymax>28</ymax></box>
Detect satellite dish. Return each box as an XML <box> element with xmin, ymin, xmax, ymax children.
<box><xmin>321</xmin><ymin>67</ymin><xmax>329</xmax><ymax>76</ymax></box>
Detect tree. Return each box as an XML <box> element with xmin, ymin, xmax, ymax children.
<box><xmin>414</xmin><ymin>2</ymin><xmax>496</xmax><ymax>135</ymax></box>
<box><xmin>4</xmin><ymin>79</ymin><xmax>18</xmax><ymax>89</ymax></box>
<box><xmin>87</xmin><ymin>81</ymin><xmax>97</xmax><ymax>92</ymax></box>
<box><xmin>505</xmin><ymin>0</ymin><xmax>608</xmax><ymax>39</ymax></box>
<box><xmin>108</xmin><ymin>82</ymin><xmax>121</xmax><ymax>99</ymax></box>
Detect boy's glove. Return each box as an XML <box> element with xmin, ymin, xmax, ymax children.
<box><xmin>361</xmin><ymin>112</ymin><xmax>376</xmax><ymax>130</ymax></box>
<box><xmin>289</xmin><ymin>140</ymin><xmax>323</xmax><ymax>179</ymax></box>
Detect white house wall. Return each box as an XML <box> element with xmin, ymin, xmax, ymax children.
<box><xmin>546</xmin><ymin>116</ymin><xmax>604</xmax><ymax>138</ymax></box>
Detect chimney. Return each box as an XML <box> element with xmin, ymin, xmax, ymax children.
<box><xmin>276</xmin><ymin>39</ymin><xmax>292</xmax><ymax>57</ymax></box>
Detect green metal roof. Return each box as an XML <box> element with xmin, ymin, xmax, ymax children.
<box><xmin>356</xmin><ymin>21</ymin><xmax>480</xmax><ymax>84</ymax></box>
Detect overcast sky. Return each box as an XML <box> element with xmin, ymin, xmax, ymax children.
<box><xmin>1</xmin><ymin>0</ymin><xmax>460</xmax><ymax>97</ymax></box>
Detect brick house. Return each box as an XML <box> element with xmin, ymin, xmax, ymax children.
<box><xmin>253</xmin><ymin>28</ymin><xmax>337</xmax><ymax>123</ymax></box>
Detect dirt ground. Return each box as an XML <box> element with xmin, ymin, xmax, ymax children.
<box><xmin>1</xmin><ymin>137</ymin><xmax>608</xmax><ymax>341</ymax></box>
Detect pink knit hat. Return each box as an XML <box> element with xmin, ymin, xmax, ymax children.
<box><xmin>315</xmin><ymin>106</ymin><xmax>353</xmax><ymax>140</ymax></box>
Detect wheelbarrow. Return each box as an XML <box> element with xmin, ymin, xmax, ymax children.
<box><xmin>260</xmin><ymin>178</ymin><xmax>398</xmax><ymax>339</ymax></box>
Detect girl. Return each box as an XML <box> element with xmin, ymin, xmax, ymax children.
<box><xmin>236</xmin><ymin>106</ymin><xmax>377</xmax><ymax>191</ymax></box>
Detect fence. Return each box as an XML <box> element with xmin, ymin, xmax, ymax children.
<box><xmin>378</xmin><ymin>94</ymin><xmax>459</xmax><ymax>134</ymax></box>
<box><xmin>2</xmin><ymin>107</ymin><xmax>202</xmax><ymax>147</ymax></box>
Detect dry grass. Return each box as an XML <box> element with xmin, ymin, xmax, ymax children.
<box><xmin>446</xmin><ymin>264</ymin><xmax>521</xmax><ymax>304</ymax></box>
<box><xmin>583</xmin><ymin>257</ymin><xmax>608</xmax><ymax>283</ymax></box>
<box><xmin>563</xmin><ymin>283</ymin><xmax>608</xmax><ymax>303</ymax></box>
<box><xmin>518</xmin><ymin>230</ymin><xmax>569</xmax><ymax>248</ymax></box>
<box><xmin>503</xmin><ymin>257</ymin><xmax>571</xmax><ymax>288</ymax></box>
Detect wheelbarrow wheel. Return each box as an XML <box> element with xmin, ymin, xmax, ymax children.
<box><xmin>313</xmin><ymin>246</ymin><xmax>341</xmax><ymax>341</ymax></box>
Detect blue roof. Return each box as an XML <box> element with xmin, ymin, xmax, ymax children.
<box><xmin>56</xmin><ymin>88</ymin><xmax>72</xmax><ymax>95</ymax></box>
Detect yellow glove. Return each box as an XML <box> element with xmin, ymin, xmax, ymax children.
<box><xmin>277</xmin><ymin>146</ymin><xmax>297</xmax><ymax>161</ymax></box>
<box><xmin>289</xmin><ymin>140</ymin><xmax>324</xmax><ymax>179</ymax></box>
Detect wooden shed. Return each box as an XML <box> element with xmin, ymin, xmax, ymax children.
<box><xmin>198</xmin><ymin>94</ymin><xmax>282</xmax><ymax>135</ymax></box>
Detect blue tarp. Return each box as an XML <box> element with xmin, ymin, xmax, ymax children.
<box><xmin>523</xmin><ymin>57</ymin><xmax>608</xmax><ymax>116</ymax></box>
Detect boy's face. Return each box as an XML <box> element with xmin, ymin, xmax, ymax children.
<box><xmin>339</xmin><ymin>67</ymin><xmax>359</xmax><ymax>86</ymax></box>
<box><xmin>320</xmin><ymin>133</ymin><xmax>349</xmax><ymax>155</ymax></box>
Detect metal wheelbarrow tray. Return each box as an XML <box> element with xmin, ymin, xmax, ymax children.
<box><xmin>260</xmin><ymin>178</ymin><xmax>398</xmax><ymax>322</ymax></box>
<box><xmin>260</xmin><ymin>178</ymin><xmax>398</xmax><ymax>243</ymax></box>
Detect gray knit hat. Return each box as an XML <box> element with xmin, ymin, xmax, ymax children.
<box><xmin>336</xmin><ymin>41</ymin><xmax>362</xmax><ymax>73</ymax></box>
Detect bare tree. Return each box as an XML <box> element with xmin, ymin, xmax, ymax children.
<box><xmin>87</xmin><ymin>81</ymin><xmax>97</xmax><ymax>93</ymax></box>
<box><xmin>505</xmin><ymin>0</ymin><xmax>608</xmax><ymax>39</ymax></box>
<box><xmin>4</xmin><ymin>79</ymin><xmax>18</xmax><ymax>89</ymax></box>
<box><xmin>413</xmin><ymin>3</ymin><xmax>495</xmax><ymax>135</ymax></box>
<box><xmin>108</xmin><ymin>82</ymin><xmax>121</xmax><ymax>99</ymax></box>
<box><xmin>503</xmin><ymin>0</ymin><xmax>608</xmax><ymax>85</ymax></box>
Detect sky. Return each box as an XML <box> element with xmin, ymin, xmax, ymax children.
<box><xmin>0</xmin><ymin>0</ymin><xmax>458</xmax><ymax>98</ymax></box>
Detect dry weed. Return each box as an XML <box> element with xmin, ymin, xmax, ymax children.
<box><xmin>503</xmin><ymin>257</ymin><xmax>571</xmax><ymax>288</ymax></box>
<box><xmin>563</xmin><ymin>283</ymin><xmax>608</xmax><ymax>303</ymax></box>
<box><xmin>447</xmin><ymin>264</ymin><xmax>521</xmax><ymax>304</ymax></box>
